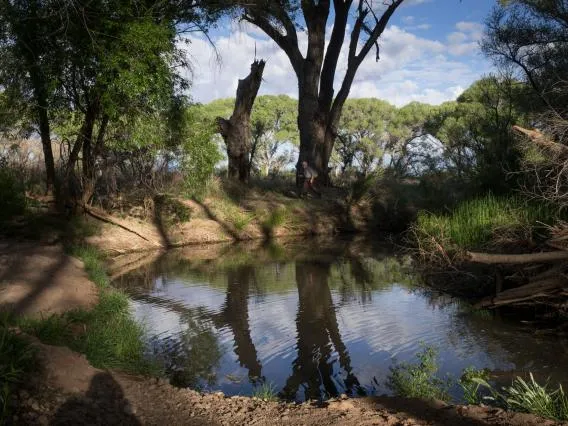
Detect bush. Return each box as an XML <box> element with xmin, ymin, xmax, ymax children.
<box><xmin>0</xmin><ymin>167</ymin><xmax>26</xmax><ymax>222</ymax></box>
<box><xmin>386</xmin><ymin>345</ymin><xmax>451</xmax><ymax>401</ymax></box>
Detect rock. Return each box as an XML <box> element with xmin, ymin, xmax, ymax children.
<box><xmin>215</xmin><ymin>391</ymin><xmax>225</xmax><ymax>398</ymax></box>
<box><xmin>340</xmin><ymin>393</ymin><xmax>348</xmax><ymax>400</ymax></box>
<box><xmin>38</xmin><ymin>415</ymin><xmax>49</xmax><ymax>425</ymax></box>
<box><xmin>31</xmin><ymin>402</ymin><xmax>40</xmax><ymax>411</ymax></box>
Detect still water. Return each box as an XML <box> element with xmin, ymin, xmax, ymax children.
<box><xmin>112</xmin><ymin>238</ymin><xmax>568</xmax><ymax>402</ymax></box>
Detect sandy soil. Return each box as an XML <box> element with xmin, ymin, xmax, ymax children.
<box><xmin>0</xmin><ymin>242</ymin><xmax>98</xmax><ymax>317</ymax></box>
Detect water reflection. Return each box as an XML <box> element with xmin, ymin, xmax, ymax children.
<box><xmin>212</xmin><ymin>266</ymin><xmax>263</xmax><ymax>383</ymax></box>
<box><xmin>281</xmin><ymin>262</ymin><xmax>361</xmax><ymax>401</ymax></box>
<box><xmin>111</xmin><ymin>239</ymin><xmax>568</xmax><ymax>400</ymax></box>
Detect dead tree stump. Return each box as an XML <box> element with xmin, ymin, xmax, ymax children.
<box><xmin>216</xmin><ymin>60</ymin><xmax>266</xmax><ymax>182</ymax></box>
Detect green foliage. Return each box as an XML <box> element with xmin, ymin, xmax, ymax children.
<box><xmin>459</xmin><ymin>367</ymin><xmax>491</xmax><ymax>404</ymax></box>
<box><xmin>0</xmin><ymin>328</ymin><xmax>37</xmax><ymax>422</ymax></box>
<box><xmin>465</xmin><ymin>373</ymin><xmax>568</xmax><ymax>421</ymax></box>
<box><xmin>413</xmin><ymin>194</ymin><xmax>558</xmax><ymax>254</ymax></box>
<box><xmin>180</xmin><ymin>104</ymin><xmax>223</xmax><ymax>196</ymax></box>
<box><xmin>505</xmin><ymin>374</ymin><xmax>568</xmax><ymax>420</ymax></box>
<box><xmin>386</xmin><ymin>345</ymin><xmax>451</xmax><ymax>401</ymax></box>
<box><xmin>0</xmin><ymin>167</ymin><xmax>26</xmax><ymax>222</ymax></box>
<box><xmin>432</xmin><ymin>76</ymin><xmax>530</xmax><ymax>192</ymax></box>
<box><xmin>252</xmin><ymin>382</ymin><xmax>279</xmax><ymax>401</ymax></box>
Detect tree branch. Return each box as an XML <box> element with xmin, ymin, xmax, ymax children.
<box><xmin>318</xmin><ymin>0</ymin><xmax>352</xmax><ymax>114</ymax></box>
<box><xmin>242</xmin><ymin>11</ymin><xmax>303</xmax><ymax>77</ymax></box>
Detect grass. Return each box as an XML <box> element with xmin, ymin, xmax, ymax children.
<box><xmin>252</xmin><ymin>382</ymin><xmax>279</xmax><ymax>401</ymax></box>
<box><xmin>411</xmin><ymin>194</ymin><xmax>559</xmax><ymax>262</ymax></box>
<box><xmin>0</xmin><ymin>326</ymin><xmax>38</xmax><ymax>422</ymax></box>
<box><xmin>18</xmin><ymin>243</ymin><xmax>159</xmax><ymax>376</ymax></box>
<box><xmin>462</xmin><ymin>372</ymin><xmax>568</xmax><ymax>421</ymax></box>
<box><xmin>386</xmin><ymin>345</ymin><xmax>451</xmax><ymax>401</ymax></box>
<box><xmin>459</xmin><ymin>367</ymin><xmax>491</xmax><ymax>404</ymax></box>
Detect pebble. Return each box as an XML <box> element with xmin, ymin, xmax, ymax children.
<box><xmin>31</xmin><ymin>402</ymin><xmax>40</xmax><ymax>411</ymax></box>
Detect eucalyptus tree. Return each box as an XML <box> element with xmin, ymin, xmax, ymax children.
<box><xmin>221</xmin><ymin>0</ymin><xmax>405</xmax><ymax>183</ymax></box>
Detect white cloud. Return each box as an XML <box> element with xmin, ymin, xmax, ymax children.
<box><xmin>183</xmin><ymin>20</ymin><xmax>490</xmax><ymax>107</ymax></box>
<box><xmin>447</xmin><ymin>32</ymin><xmax>468</xmax><ymax>44</ymax></box>
<box><xmin>456</xmin><ymin>21</ymin><xmax>484</xmax><ymax>33</ymax></box>
<box><xmin>402</xmin><ymin>15</ymin><xmax>415</xmax><ymax>24</ymax></box>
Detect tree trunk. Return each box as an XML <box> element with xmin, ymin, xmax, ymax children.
<box><xmin>216</xmin><ymin>60</ymin><xmax>266</xmax><ymax>182</ymax></box>
<box><xmin>80</xmin><ymin>104</ymin><xmax>99</xmax><ymax>206</ymax></box>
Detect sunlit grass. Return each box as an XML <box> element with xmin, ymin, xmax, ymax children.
<box><xmin>412</xmin><ymin>194</ymin><xmax>558</xmax><ymax>260</ymax></box>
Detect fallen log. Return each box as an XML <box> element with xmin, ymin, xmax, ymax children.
<box><xmin>476</xmin><ymin>277</ymin><xmax>568</xmax><ymax>308</ymax></box>
<box><xmin>466</xmin><ymin>250</ymin><xmax>568</xmax><ymax>264</ymax></box>
<box><xmin>512</xmin><ymin>125</ymin><xmax>568</xmax><ymax>158</ymax></box>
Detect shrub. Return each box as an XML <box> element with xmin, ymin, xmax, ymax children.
<box><xmin>0</xmin><ymin>167</ymin><xmax>26</xmax><ymax>222</ymax></box>
<box><xmin>386</xmin><ymin>345</ymin><xmax>451</xmax><ymax>401</ymax></box>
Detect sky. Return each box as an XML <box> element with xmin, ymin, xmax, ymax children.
<box><xmin>183</xmin><ymin>0</ymin><xmax>498</xmax><ymax>107</ymax></box>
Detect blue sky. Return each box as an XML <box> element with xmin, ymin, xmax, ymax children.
<box><xmin>184</xmin><ymin>0</ymin><xmax>498</xmax><ymax>106</ymax></box>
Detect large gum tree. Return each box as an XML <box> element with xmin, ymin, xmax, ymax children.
<box><xmin>233</xmin><ymin>0</ymin><xmax>404</xmax><ymax>183</ymax></box>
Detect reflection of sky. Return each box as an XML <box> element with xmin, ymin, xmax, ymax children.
<box><xmin>125</xmin><ymin>262</ymin><xmax>568</xmax><ymax>400</ymax></box>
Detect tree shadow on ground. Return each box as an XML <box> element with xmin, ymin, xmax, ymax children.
<box><xmin>51</xmin><ymin>372</ymin><xmax>140</xmax><ymax>426</ymax></box>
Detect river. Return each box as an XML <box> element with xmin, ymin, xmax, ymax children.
<box><xmin>111</xmin><ymin>237</ymin><xmax>568</xmax><ymax>402</ymax></box>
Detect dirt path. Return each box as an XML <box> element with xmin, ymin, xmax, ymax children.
<box><xmin>1</xmin><ymin>240</ymin><xmax>566</xmax><ymax>426</ymax></box>
<box><xmin>0</xmin><ymin>242</ymin><xmax>98</xmax><ymax>317</ymax></box>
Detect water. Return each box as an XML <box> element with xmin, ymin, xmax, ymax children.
<box><xmin>112</xmin><ymin>238</ymin><xmax>568</xmax><ymax>402</ymax></box>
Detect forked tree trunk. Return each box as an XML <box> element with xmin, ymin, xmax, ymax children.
<box><xmin>216</xmin><ymin>60</ymin><xmax>266</xmax><ymax>182</ymax></box>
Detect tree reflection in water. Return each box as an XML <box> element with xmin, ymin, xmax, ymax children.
<box><xmin>149</xmin><ymin>312</ymin><xmax>222</xmax><ymax>388</ymax></box>
<box><xmin>212</xmin><ymin>266</ymin><xmax>264</xmax><ymax>384</ymax></box>
<box><xmin>281</xmin><ymin>262</ymin><xmax>362</xmax><ymax>401</ymax></box>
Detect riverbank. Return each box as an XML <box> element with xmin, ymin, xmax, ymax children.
<box><xmin>8</xmin><ymin>336</ymin><xmax>565</xmax><ymax>426</ymax></box>
<box><xmin>2</xmin><ymin>239</ymin><xmax>568</xmax><ymax>425</ymax></box>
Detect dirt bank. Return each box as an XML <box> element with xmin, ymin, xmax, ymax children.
<box><xmin>7</xmin><ymin>335</ymin><xmax>565</xmax><ymax>426</ymax></box>
<box><xmin>0</xmin><ymin>242</ymin><xmax>98</xmax><ymax>317</ymax></box>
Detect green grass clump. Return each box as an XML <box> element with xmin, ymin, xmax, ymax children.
<box><xmin>412</xmin><ymin>194</ymin><xmax>558</xmax><ymax>256</ymax></box>
<box><xmin>0</xmin><ymin>327</ymin><xmax>38</xmax><ymax>422</ymax></box>
<box><xmin>459</xmin><ymin>366</ymin><xmax>491</xmax><ymax>404</ymax></box>
<box><xmin>67</xmin><ymin>244</ymin><xmax>109</xmax><ymax>288</ymax></box>
<box><xmin>506</xmin><ymin>374</ymin><xmax>568</xmax><ymax>420</ymax></box>
<box><xmin>463</xmin><ymin>373</ymin><xmax>568</xmax><ymax>421</ymax></box>
<box><xmin>252</xmin><ymin>382</ymin><xmax>279</xmax><ymax>401</ymax></box>
<box><xmin>20</xmin><ymin>244</ymin><xmax>158</xmax><ymax>376</ymax></box>
<box><xmin>386</xmin><ymin>345</ymin><xmax>451</xmax><ymax>401</ymax></box>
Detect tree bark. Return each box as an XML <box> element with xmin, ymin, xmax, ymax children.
<box><xmin>216</xmin><ymin>60</ymin><xmax>266</xmax><ymax>182</ymax></box>
<box><xmin>32</xmin><ymin>79</ymin><xmax>56</xmax><ymax>196</ymax></box>
<box><xmin>79</xmin><ymin>103</ymin><xmax>100</xmax><ymax>206</ymax></box>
